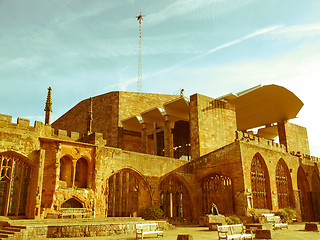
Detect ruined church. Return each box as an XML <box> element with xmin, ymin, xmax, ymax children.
<box><xmin>0</xmin><ymin>84</ymin><xmax>319</xmax><ymax>222</ymax></box>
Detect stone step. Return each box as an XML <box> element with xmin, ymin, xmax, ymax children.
<box><xmin>3</xmin><ymin>227</ymin><xmax>21</xmax><ymax>232</ymax></box>
<box><xmin>0</xmin><ymin>234</ymin><xmax>11</xmax><ymax>238</ymax></box>
<box><xmin>0</xmin><ymin>230</ymin><xmax>14</xmax><ymax>235</ymax></box>
<box><xmin>6</xmin><ymin>226</ymin><xmax>26</xmax><ymax>229</ymax></box>
<box><xmin>7</xmin><ymin>217</ymin><xmax>146</xmax><ymax>226</ymax></box>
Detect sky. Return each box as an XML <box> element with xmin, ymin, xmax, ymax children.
<box><xmin>0</xmin><ymin>0</ymin><xmax>320</xmax><ymax>156</ymax></box>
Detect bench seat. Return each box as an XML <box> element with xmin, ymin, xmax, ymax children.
<box><xmin>262</xmin><ymin>213</ymin><xmax>288</xmax><ymax>230</ymax></box>
<box><xmin>274</xmin><ymin>222</ymin><xmax>288</xmax><ymax>230</ymax></box>
<box><xmin>135</xmin><ymin>223</ymin><xmax>164</xmax><ymax>239</ymax></box>
<box><xmin>217</xmin><ymin>224</ymin><xmax>253</xmax><ymax>240</ymax></box>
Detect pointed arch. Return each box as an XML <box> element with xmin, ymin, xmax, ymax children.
<box><xmin>159</xmin><ymin>174</ymin><xmax>193</xmax><ymax>219</ymax></box>
<box><xmin>0</xmin><ymin>152</ymin><xmax>31</xmax><ymax>216</ymax></box>
<box><xmin>201</xmin><ymin>173</ymin><xmax>233</xmax><ymax>215</ymax></box>
<box><xmin>59</xmin><ymin>155</ymin><xmax>73</xmax><ymax>187</ymax></box>
<box><xmin>75</xmin><ymin>158</ymin><xmax>88</xmax><ymax>188</ymax></box>
<box><xmin>107</xmin><ymin>168</ymin><xmax>151</xmax><ymax>217</ymax></box>
<box><xmin>297</xmin><ymin>167</ymin><xmax>313</xmax><ymax>221</ymax></box>
<box><xmin>311</xmin><ymin>171</ymin><xmax>320</xmax><ymax>221</ymax></box>
<box><xmin>60</xmin><ymin>197</ymin><xmax>84</xmax><ymax>208</ymax></box>
<box><xmin>275</xmin><ymin>159</ymin><xmax>294</xmax><ymax>208</ymax></box>
<box><xmin>250</xmin><ymin>153</ymin><xmax>271</xmax><ymax>209</ymax></box>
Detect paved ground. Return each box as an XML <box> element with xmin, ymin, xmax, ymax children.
<box><xmin>49</xmin><ymin>223</ymin><xmax>320</xmax><ymax>240</ymax></box>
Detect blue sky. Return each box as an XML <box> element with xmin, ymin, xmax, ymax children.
<box><xmin>1</xmin><ymin>0</ymin><xmax>320</xmax><ymax>155</ymax></box>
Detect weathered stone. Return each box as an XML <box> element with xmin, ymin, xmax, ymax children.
<box><xmin>305</xmin><ymin>222</ymin><xmax>319</xmax><ymax>231</ymax></box>
<box><xmin>255</xmin><ymin>229</ymin><xmax>272</xmax><ymax>239</ymax></box>
<box><xmin>177</xmin><ymin>234</ymin><xmax>193</xmax><ymax>240</ymax></box>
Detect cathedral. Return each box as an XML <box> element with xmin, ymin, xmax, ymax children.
<box><xmin>0</xmin><ymin>84</ymin><xmax>319</xmax><ymax>223</ymax></box>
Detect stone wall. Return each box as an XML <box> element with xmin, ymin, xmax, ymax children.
<box><xmin>189</xmin><ymin>94</ymin><xmax>237</xmax><ymax>159</ymax></box>
<box><xmin>52</xmin><ymin>92</ymin><xmax>119</xmax><ymax>147</ymax></box>
<box><xmin>278</xmin><ymin>121</ymin><xmax>310</xmax><ymax>155</ymax></box>
<box><xmin>52</xmin><ymin>91</ymin><xmax>177</xmax><ymax>149</ymax></box>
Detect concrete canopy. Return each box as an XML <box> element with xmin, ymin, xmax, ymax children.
<box><xmin>121</xmin><ymin>116</ymin><xmax>143</xmax><ymax>132</ymax></box>
<box><xmin>140</xmin><ymin>107</ymin><xmax>166</xmax><ymax>128</ymax></box>
<box><xmin>219</xmin><ymin>84</ymin><xmax>304</xmax><ymax>131</ymax></box>
<box><xmin>121</xmin><ymin>97</ymin><xmax>189</xmax><ymax>132</ymax></box>
<box><xmin>163</xmin><ymin>97</ymin><xmax>189</xmax><ymax>122</ymax></box>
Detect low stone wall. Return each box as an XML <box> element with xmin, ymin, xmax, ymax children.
<box><xmin>10</xmin><ymin>220</ymin><xmax>169</xmax><ymax>239</ymax></box>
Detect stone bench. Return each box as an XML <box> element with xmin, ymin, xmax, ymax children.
<box><xmin>217</xmin><ymin>224</ymin><xmax>253</xmax><ymax>240</ymax></box>
<box><xmin>135</xmin><ymin>223</ymin><xmax>164</xmax><ymax>239</ymax></box>
<box><xmin>262</xmin><ymin>213</ymin><xmax>288</xmax><ymax>230</ymax></box>
<box><xmin>58</xmin><ymin>208</ymin><xmax>91</xmax><ymax>219</ymax></box>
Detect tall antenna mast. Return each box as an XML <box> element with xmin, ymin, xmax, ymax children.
<box><xmin>136</xmin><ymin>12</ymin><xmax>144</xmax><ymax>92</ymax></box>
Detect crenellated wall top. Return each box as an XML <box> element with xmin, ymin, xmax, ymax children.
<box><xmin>235</xmin><ymin>130</ymin><xmax>287</xmax><ymax>152</ymax></box>
<box><xmin>0</xmin><ymin>113</ymin><xmax>106</xmax><ymax>146</ymax></box>
<box><xmin>235</xmin><ymin>130</ymin><xmax>320</xmax><ymax>163</ymax></box>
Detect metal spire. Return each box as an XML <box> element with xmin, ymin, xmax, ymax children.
<box><xmin>136</xmin><ymin>12</ymin><xmax>144</xmax><ymax>92</ymax></box>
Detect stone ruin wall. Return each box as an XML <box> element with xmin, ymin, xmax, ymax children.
<box><xmin>0</xmin><ymin>113</ymin><xmax>188</xmax><ymax>218</ymax></box>
<box><xmin>1</xmin><ymin>112</ymin><xmax>320</xmax><ymax>220</ymax></box>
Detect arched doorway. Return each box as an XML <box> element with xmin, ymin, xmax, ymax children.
<box><xmin>0</xmin><ymin>153</ymin><xmax>31</xmax><ymax>216</ymax></box>
<box><xmin>276</xmin><ymin>159</ymin><xmax>294</xmax><ymax>208</ymax></box>
<box><xmin>250</xmin><ymin>153</ymin><xmax>271</xmax><ymax>209</ymax></box>
<box><xmin>201</xmin><ymin>173</ymin><xmax>233</xmax><ymax>215</ymax></box>
<box><xmin>107</xmin><ymin>169</ymin><xmax>151</xmax><ymax>217</ymax></box>
<box><xmin>311</xmin><ymin>171</ymin><xmax>320</xmax><ymax>221</ymax></box>
<box><xmin>159</xmin><ymin>175</ymin><xmax>192</xmax><ymax>219</ymax></box>
<box><xmin>297</xmin><ymin>167</ymin><xmax>313</xmax><ymax>221</ymax></box>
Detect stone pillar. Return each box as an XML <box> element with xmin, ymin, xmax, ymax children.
<box><xmin>141</xmin><ymin>123</ymin><xmax>147</xmax><ymax>153</ymax></box>
<box><xmin>153</xmin><ymin>122</ymin><xmax>157</xmax><ymax>155</ymax></box>
<box><xmin>293</xmin><ymin>190</ymin><xmax>302</xmax><ymax>221</ymax></box>
<box><xmin>72</xmin><ymin>160</ymin><xmax>77</xmax><ymax>188</ymax></box>
<box><xmin>35</xmin><ymin>149</ymin><xmax>46</xmax><ymax>218</ymax></box>
<box><xmin>164</xmin><ymin>117</ymin><xmax>174</xmax><ymax>158</ymax></box>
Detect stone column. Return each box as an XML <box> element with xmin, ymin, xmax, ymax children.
<box><xmin>72</xmin><ymin>160</ymin><xmax>77</xmax><ymax>188</ymax></box>
<box><xmin>153</xmin><ymin>122</ymin><xmax>157</xmax><ymax>155</ymax></box>
<box><xmin>141</xmin><ymin>123</ymin><xmax>147</xmax><ymax>153</ymax></box>
<box><xmin>35</xmin><ymin>149</ymin><xmax>46</xmax><ymax>218</ymax></box>
<box><xmin>164</xmin><ymin>117</ymin><xmax>174</xmax><ymax>158</ymax></box>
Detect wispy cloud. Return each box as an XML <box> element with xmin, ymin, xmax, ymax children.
<box><xmin>208</xmin><ymin>25</ymin><xmax>284</xmax><ymax>54</ymax></box>
<box><xmin>174</xmin><ymin>25</ymin><xmax>284</xmax><ymax>68</ymax></box>
<box><xmin>270</xmin><ymin>23</ymin><xmax>320</xmax><ymax>39</ymax></box>
<box><xmin>208</xmin><ymin>25</ymin><xmax>283</xmax><ymax>54</ymax></box>
<box><xmin>113</xmin><ymin>24</ymin><xmax>284</xmax><ymax>91</ymax></box>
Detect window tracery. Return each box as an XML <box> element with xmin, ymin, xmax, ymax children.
<box><xmin>250</xmin><ymin>153</ymin><xmax>271</xmax><ymax>209</ymax></box>
<box><xmin>201</xmin><ymin>174</ymin><xmax>233</xmax><ymax>215</ymax></box>
<box><xmin>107</xmin><ymin>169</ymin><xmax>147</xmax><ymax>217</ymax></box>
<box><xmin>0</xmin><ymin>154</ymin><xmax>31</xmax><ymax>216</ymax></box>
<box><xmin>276</xmin><ymin>159</ymin><xmax>292</xmax><ymax>208</ymax></box>
<box><xmin>159</xmin><ymin>175</ymin><xmax>191</xmax><ymax>218</ymax></box>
